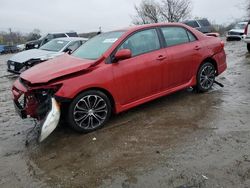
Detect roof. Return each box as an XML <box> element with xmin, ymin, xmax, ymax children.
<box><xmin>113</xmin><ymin>22</ymin><xmax>192</xmax><ymax>33</ymax></box>
<box><xmin>51</xmin><ymin>37</ymin><xmax>88</xmax><ymax>42</ymax></box>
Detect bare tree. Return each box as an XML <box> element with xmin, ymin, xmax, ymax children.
<box><xmin>159</xmin><ymin>0</ymin><xmax>192</xmax><ymax>22</ymax></box>
<box><xmin>132</xmin><ymin>0</ymin><xmax>162</xmax><ymax>25</ymax></box>
<box><xmin>132</xmin><ymin>0</ymin><xmax>192</xmax><ymax>25</ymax></box>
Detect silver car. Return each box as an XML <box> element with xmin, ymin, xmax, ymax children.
<box><xmin>226</xmin><ymin>22</ymin><xmax>248</xmax><ymax>41</ymax></box>
<box><xmin>7</xmin><ymin>37</ymin><xmax>88</xmax><ymax>74</ymax></box>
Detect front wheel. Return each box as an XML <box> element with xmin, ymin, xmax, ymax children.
<box><xmin>68</xmin><ymin>90</ymin><xmax>112</xmax><ymax>133</ymax></box>
<box><xmin>247</xmin><ymin>44</ymin><xmax>250</xmax><ymax>53</ymax></box>
<box><xmin>196</xmin><ymin>62</ymin><xmax>216</xmax><ymax>92</ymax></box>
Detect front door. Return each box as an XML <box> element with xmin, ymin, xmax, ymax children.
<box><xmin>112</xmin><ymin>29</ymin><xmax>165</xmax><ymax>105</ymax></box>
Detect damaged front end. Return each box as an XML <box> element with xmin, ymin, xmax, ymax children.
<box><xmin>12</xmin><ymin>78</ymin><xmax>62</xmax><ymax>142</ymax></box>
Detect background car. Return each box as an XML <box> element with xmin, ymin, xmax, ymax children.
<box><xmin>7</xmin><ymin>37</ymin><xmax>88</xmax><ymax>74</ymax></box>
<box><xmin>0</xmin><ymin>45</ymin><xmax>19</xmax><ymax>54</ymax></box>
<box><xmin>183</xmin><ymin>18</ymin><xmax>214</xmax><ymax>33</ymax></box>
<box><xmin>25</xmin><ymin>32</ymin><xmax>78</xmax><ymax>50</ymax></box>
<box><xmin>244</xmin><ymin>20</ymin><xmax>250</xmax><ymax>52</ymax></box>
<box><xmin>226</xmin><ymin>22</ymin><xmax>248</xmax><ymax>41</ymax></box>
<box><xmin>12</xmin><ymin>23</ymin><xmax>227</xmax><ymax>141</ymax></box>
<box><xmin>17</xmin><ymin>44</ymin><xmax>26</xmax><ymax>51</ymax></box>
<box><xmin>0</xmin><ymin>44</ymin><xmax>4</xmax><ymax>54</ymax></box>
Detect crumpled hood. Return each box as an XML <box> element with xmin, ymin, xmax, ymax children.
<box><xmin>20</xmin><ymin>54</ymin><xmax>95</xmax><ymax>84</ymax></box>
<box><xmin>9</xmin><ymin>49</ymin><xmax>62</xmax><ymax>63</ymax></box>
<box><xmin>228</xmin><ymin>29</ymin><xmax>244</xmax><ymax>34</ymax></box>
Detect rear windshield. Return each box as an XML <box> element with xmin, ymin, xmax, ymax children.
<box><xmin>72</xmin><ymin>31</ymin><xmax>125</xmax><ymax>60</ymax></box>
<box><xmin>198</xmin><ymin>19</ymin><xmax>211</xmax><ymax>27</ymax></box>
<box><xmin>184</xmin><ymin>21</ymin><xmax>199</xmax><ymax>28</ymax></box>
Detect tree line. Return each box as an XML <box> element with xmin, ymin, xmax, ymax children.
<box><xmin>0</xmin><ymin>29</ymin><xmax>41</xmax><ymax>45</ymax></box>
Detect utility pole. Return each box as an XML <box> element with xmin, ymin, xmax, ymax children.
<box><xmin>8</xmin><ymin>28</ymin><xmax>13</xmax><ymax>45</ymax></box>
<box><xmin>97</xmin><ymin>26</ymin><xmax>102</xmax><ymax>35</ymax></box>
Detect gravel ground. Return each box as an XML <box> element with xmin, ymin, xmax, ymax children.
<box><xmin>0</xmin><ymin>40</ymin><xmax>250</xmax><ymax>188</ymax></box>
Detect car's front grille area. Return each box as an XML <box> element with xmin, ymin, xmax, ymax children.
<box><xmin>7</xmin><ymin>60</ymin><xmax>24</xmax><ymax>72</ymax></box>
<box><xmin>228</xmin><ymin>31</ymin><xmax>243</xmax><ymax>36</ymax></box>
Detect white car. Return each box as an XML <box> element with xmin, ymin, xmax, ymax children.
<box><xmin>226</xmin><ymin>22</ymin><xmax>248</xmax><ymax>41</ymax></box>
<box><xmin>244</xmin><ymin>21</ymin><xmax>250</xmax><ymax>52</ymax></box>
<box><xmin>7</xmin><ymin>37</ymin><xmax>88</xmax><ymax>74</ymax></box>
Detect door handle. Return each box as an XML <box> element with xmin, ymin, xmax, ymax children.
<box><xmin>194</xmin><ymin>46</ymin><xmax>201</xmax><ymax>50</ymax></box>
<box><xmin>156</xmin><ymin>55</ymin><xmax>166</xmax><ymax>61</ymax></box>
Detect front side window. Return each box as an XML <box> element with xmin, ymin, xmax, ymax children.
<box><xmin>39</xmin><ymin>39</ymin><xmax>69</xmax><ymax>52</ymax></box>
<box><xmin>72</xmin><ymin>31</ymin><xmax>125</xmax><ymax>60</ymax></box>
<box><xmin>161</xmin><ymin>27</ymin><xmax>190</xmax><ymax>47</ymax></box>
<box><xmin>118</xmin><ymin>29</ymin><xmax>160</xmax><ymax>57</ymax></box>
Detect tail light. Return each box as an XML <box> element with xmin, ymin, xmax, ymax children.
<box><xmin>220</xmin><ymin>41</ymin><xmax>225</xmax><ymax>48</ymax></box>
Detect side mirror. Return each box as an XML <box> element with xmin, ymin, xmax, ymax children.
<box><xmin>114</xmin><ymin>49</ymin><xmax>132</xmax><ymax>62</ymax></box>
<box><xmin>64</xmin><ymin>48</ymin><xmax>73</xmax><ymax>54</ymax></box>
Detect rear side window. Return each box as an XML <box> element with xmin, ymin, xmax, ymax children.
<box><xmin>119</xmin><ymin>29</ymin><xmax>160</xmax><ymax>57</ymax></box>
<box><xmin>184</xmin><ymin>21</ymin><xmax>199</xmax><ymax>28</ymax></box>
<box><xmin>161</xmin><ymin>27</ymin><xmax>190</xmax><ymax>47</ymax></box>
<box><xmin>187</xmin><ymin>30</ymin><xmax>197</xmax><ymax>42</ymax></box>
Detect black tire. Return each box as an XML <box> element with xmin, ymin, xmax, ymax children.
<box><xmin>247</xmin><ymin>44</ymin><xmax>250</xmax><ymax>53</ymax></box>
<box><xmin>68</xmin><ymin>90</ymin><xmax>112</xmax><ymax>133</ymax></box>
<box><xmin>196</xmin><ymin>62</ymin><xmax>216</xmax><ymax>93</ymax></box>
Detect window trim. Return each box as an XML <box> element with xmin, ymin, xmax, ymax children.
<box><xmin>159</xmin><ymin>26</ymin><xmax>198</xmax><ymax>48</ymax></box>
<box><xmin>109</xmin><ymin>27</ymin><xmax>163</xmax><ymax>64</ymax></box>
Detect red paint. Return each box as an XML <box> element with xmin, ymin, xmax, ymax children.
<box><xmin>12</xmin><ymin>23</ymin><xmax>227</xmax><ymax>118</ymax></box>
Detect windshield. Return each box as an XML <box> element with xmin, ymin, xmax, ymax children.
<box><xmin>234</xmin><ymin>23</ymin><xmax>247</xmax><ymax>30</ymax></box>
<box><xmin>39</xmin><ymin>39</ymin><xmax>69</xmax><ymax>52</ymax></box>
<box><xmin>72</xmin><ymin>31</ymin><xmax>125</xmax><ymax>60</ymax></box>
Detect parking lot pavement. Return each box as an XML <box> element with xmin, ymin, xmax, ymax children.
<box><xmin>0</xmin><ymin>40</ymin><xmax>250</xmax><ymax>188</ymax></box>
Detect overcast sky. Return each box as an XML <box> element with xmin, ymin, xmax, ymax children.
<box><xmin>0</xmin><ymin>0</ymin><xmax>246</xmax><ymax>34</ymax></box>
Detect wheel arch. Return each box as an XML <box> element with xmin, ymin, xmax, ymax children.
<box><xmin>74</xmin><ymin>87</ymin><xmax>116</xmax><ymax>113</ymax></box>
<box><xmin>199</xmin><ymin>57</ymin><xmax>218</xmax><ymax>76</ymax></box>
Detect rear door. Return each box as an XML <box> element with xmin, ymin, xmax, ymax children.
<box><xmin>112</xmin><ymin>28</ymin><xmax>166</xmax><ymax>105</ymax></box>
<box><xmin>160</xmin><ymin>26</ymin><xmax>202</xmax><ymax>89</ymax></box>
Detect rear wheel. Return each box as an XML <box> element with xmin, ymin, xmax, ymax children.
<box><xmin>68</xmin><ymin>90</ymin><xmax>112</xmax><ymax>133</ymax></box>
<box><xmin>196</xmin><ymin>62</ymin><xmax>216</xmax><ymax>92</ymax></box>
<box><xmin>247</xmin><ymin>44</ymin><xmax>250</xmax><ymax>52</ymax></box>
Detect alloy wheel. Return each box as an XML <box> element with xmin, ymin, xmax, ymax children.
<box><xmin>73</xmin><ymin>95</ymin><xmax>108</xmax><ymax>130</ymax></box>
<box><xmin>199</xmin><ymin>64</ymin><xmax>215</xmax><ymax>90</ymax></box>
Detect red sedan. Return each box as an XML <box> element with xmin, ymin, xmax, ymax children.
<box><xmin>12</xmin><ymin>23</ymin><xmax>226</xmax><ymax>141</ymax></box>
